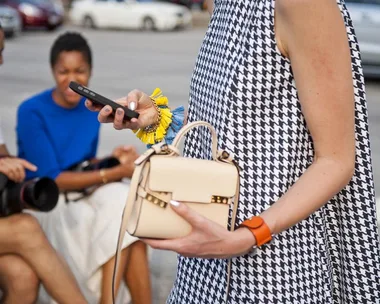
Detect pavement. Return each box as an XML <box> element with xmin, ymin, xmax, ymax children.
<box><xmin>191</xmin><ymin>10</ymin><xmax>211</xmax><ymax>27</ymax></box>
<box><xmin>0</xmin><ymin>23</ymin><xmax>379</xmax><ymax>304</ymax></box>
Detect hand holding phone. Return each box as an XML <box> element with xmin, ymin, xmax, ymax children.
<box><xmin>69</xmin><ymin>81</ymin><xmax>139</xmax><ymax>121</ymax></box>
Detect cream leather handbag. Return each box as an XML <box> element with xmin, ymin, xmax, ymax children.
<box><xmin>112</xmin><ymin>121</ymin><xmax>241</xmax><ymax>302</ymax></box>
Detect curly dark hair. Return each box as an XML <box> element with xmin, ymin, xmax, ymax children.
<box><xmin>50</xmin><ymin>31</ymin><xmax>92</xmax><ymax>68</ymax></box>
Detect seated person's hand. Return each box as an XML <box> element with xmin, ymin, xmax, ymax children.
<box><xmin>85</xmin><ymin>89</ymin><xmax>158</xmax><ymax>131</ymax></box>
<box><xmin>112</xmin><ymin>145</ymin><xmax>139</xmax><ymax>165</ymax></box>
<box><xmin>0</xmin><ymin>157</ymin><xmax>37</xmax><ymax>183</ymax></box>
<box><xmin>114</xmin><ymin>146</ymin><xmax>139</xmax><ymax>178</ymax></box>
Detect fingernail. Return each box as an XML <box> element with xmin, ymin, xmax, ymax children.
<box><xmin>117</xmin><ymin>109</ymin><xmax>123</xmax><ymax>115</ymax></box>
<box><xmin>104</xmin><ymin>107</ymin><xmax>111</xmax><ymax>113</ymax></box>
<box><xmin>129</xmin><ymin>102</ymin><xmax>136</xmax><ymax>111</ymax></box>
<box><xmin>170</xmin><ymin>200</ymin><xmax>180</xmax><ymax>207</ymax></box>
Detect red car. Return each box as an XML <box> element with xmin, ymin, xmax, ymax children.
<box><xmin>1</xmin><ymin>0</ymin><xmax>64</xmax><ymax>30</ymax></box>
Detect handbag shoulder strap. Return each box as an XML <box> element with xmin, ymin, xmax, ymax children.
<box><xmin>208</xmin><ymin>153</ymin><xmax>241</xmax><ymax>303</ymax></box>
<box><xmin>112</xmin><ymin>162</ymin><xmax>145</xmax><ymax>304</ymax></box>
<box><xmin>230</xmin><ymin>161</ymin><xmax>240</xmax><ymax>232</ymax></box>
<box><xmin>224</xmin><ymin>159</ymin><xmax>240</xmax><ymax>303</ymax></box>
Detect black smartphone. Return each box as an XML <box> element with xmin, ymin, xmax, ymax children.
<box><xmin>69</xmin><ymin>81</ymin><xmax>139</xmax><ymax>121</ymax></box>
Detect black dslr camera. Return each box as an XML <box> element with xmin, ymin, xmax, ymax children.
<box><xmin>0</xmin><ymin>173</ymin><xmax>59</xmax><ymax>217</ymax></box>
<box><xmin>64</xmin><ymin>156</ymin><xmax>121</xmax><ymax>202</ymax></box>
<box><xmin>69</xmin><ymin>156</ymin><xmax>120</xmax><ymax>172</ymax></box>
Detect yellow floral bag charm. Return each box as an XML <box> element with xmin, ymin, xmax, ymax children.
<box><xmin>133</xmin><ymin>88</ymin><xmax>173</xmax><ymax>145</ymax></box>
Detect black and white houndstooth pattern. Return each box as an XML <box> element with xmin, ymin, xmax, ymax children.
<box><xmin>167</xmin><ymin>1</ymin><xmax>380</xmax><ymax>303</ymax></box>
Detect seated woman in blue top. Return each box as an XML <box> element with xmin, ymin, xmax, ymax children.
<box><xmin>16</xmin><ymin>32</ymin><xmax>151</xmax><ymax>304</ymax></box>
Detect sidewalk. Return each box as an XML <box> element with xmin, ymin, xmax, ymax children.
<box><xmin>191</xmin><ymin>10</ymin><xmax>210</xmax><ymax>28</ymax></box>
<box><xmin>150</xmin><ymin>249</ymin><xmax>178</xmax><ymax>304</ymax></box>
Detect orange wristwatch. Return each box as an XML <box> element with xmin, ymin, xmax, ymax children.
<box><xmin>240</xmin><ymin>216</ymin><xmax>272</xmax><ymax>247</ymax></box>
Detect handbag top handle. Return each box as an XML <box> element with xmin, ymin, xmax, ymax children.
<box><xmin>172</xmin><ymin>121</ymin><xmax>218</xmax><ymax>161</ymax></box>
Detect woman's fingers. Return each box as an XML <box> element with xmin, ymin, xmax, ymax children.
<box><xmin>98</xmin><ymin>106</ymin><xmax>115</xmax><ymax>123</ymax></box>
<box><xmin>13</xmin><ymin>163</ymin><xmax>25</xmax><ymax>183</ymax></box>
<box><xmin>114</xmin><ymin>108</ymin><xmax>126</xmax><ymax>130</ymax></box>
<box><xmin>19</xmin><ymin>159</ymin><xmax>37</xmax><ymax>172</ymax></box>
<box><xmin>87</xmin><ymin>90</ymin><xmax>155</xmax><ymax>130</ymax></box>
<box><xmin>125</xmin><ymin>90</ymin><xmax>142</xmax><ymax>111</ymax></box>
<box><xmin>85</xmin><ymin>99</ymin><xmax>102</xmax><ymax>112</ymax></box>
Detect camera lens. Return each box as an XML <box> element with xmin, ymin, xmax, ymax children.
<box><xmin>24</xmin><ymin>178</ymin><xmax>59</xmax><ymax>212</ymax></box>
<box><xmin>0</xmin><ymin>174</ymin><xmax>59</xmax><ymax>217</ymax></box>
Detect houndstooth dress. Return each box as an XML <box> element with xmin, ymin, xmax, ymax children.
<box><xmin>167</xmin><ymin>0</ymin><xmax>380</xmax><ymax>303</ymax></box>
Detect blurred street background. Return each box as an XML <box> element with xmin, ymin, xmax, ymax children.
<box><xmin>0</xmin><ymin>0</ymin><xmax>380</xmax><ymax>303</ymax></box>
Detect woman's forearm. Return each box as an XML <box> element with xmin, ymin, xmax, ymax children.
<box><xmin>55</xmin><ymin>166</ymin><xmax>129</xmax><ymax>191</ymax></box>
<box><xmin>260</xmin><ymin>157</ymin><xmax>355</xmax><ymax>236</ymax></box>
<box><xmin>0</xmin><ymin>144</ymin><xmax>9</xmax><ymax>156</ymax></box>
<box><xmin>204</xmin><ymin>0</ymin><xmax>214</xmax><ymax>15</ymax></box>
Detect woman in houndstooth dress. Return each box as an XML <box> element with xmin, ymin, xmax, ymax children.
<box><xmin>89</xmin><ymin>0</ymin><xmax>380</xmax><ymax>303</ymax></box>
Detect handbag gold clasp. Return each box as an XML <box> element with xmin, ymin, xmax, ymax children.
<box><xmin>211</xmin><ymin>196</ymin><xmax>229</xmax><ymax>204</ymax></box>
<box><xmin>146</xmin><ymin>193</ymin><xmax>168</xmax><ymax>208</ymax></box>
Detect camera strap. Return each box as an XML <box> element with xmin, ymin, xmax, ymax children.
<box><xmin>63</xmin><ymin>186</ymin><xmax>99</xmax><ymax>203</ymax></box>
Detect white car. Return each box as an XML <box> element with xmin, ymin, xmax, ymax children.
<box><xmin>69</xmin><ymin>0</ymin><xmax>192</xmax><ymax>31</ymax></box>
<box><xmin>346</xmin><ymin>0</ymin><xmax>380</xmax><ymax>77</ymax></box>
